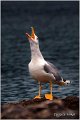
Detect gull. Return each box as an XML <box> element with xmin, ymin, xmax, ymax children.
<box><xmin>26</xmin><ymin>27</ymin><xmax>70</xmax><ymax>100</ymax></box>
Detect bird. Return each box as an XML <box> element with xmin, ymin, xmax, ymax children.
<box><xmin>26</xmin><ymin>27</ymin><xmax>70</xmax><ymax>100</ymax></box>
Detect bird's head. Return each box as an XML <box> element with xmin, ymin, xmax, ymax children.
<box><xmin>26</xmin><ymin>27</ymin><xmax>38</xmax><ymax>44</ymax></box>
<box><xmin>26</xmin><ymin>27</ymin><xmax>43</xmax><ymax>58</ymax></box>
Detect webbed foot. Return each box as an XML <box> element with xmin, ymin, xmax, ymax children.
<box><xmin>45</xmin><ymin>94</ymin><xmax>53</xmax><ymax>100</ymax></box>
<box><xmin>34</xmin><ymin>95</ymin><xmax>41</xmax><ymax>99</ymax></box>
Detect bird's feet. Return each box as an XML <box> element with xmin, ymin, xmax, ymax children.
<box><xmin>45</xmin><ymin>94</ymin><xmax>53</xmax><ymax>100</ymax></box>
<box><xmin>34</xmin><ymin>95</ymin><xmax>41</xmax><ymax>99</ymax></box>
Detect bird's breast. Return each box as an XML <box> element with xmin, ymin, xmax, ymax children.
<box><xmin>28</xmin><ymin>59</ymin><xmax>45</xmax><ymax>75</ymax></box>
<box><xmin>28</xmin><ymin>60</ymin><xmax>53</xmax><ymax>82</ymax></box>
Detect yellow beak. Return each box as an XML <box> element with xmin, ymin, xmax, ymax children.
<box><xmin>26</xmin><ymin>27</ymin><xmax>35</xmax><ymax>40</ymax></box>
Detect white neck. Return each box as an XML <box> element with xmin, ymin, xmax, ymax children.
<box><xmin>30</xmin><ymin>41</ymin><xmax>44</xmax><ymax>61</ymax></box>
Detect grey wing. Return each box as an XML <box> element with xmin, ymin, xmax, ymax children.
<box><xmin>44</xmin><ymin>61</ymin><xmax>62</xmax><ymax>82</ymax></box>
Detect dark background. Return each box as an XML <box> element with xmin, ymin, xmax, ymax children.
<box><xmin>1</xmin><ymin>1</ymin><xmax>79</xmax><ymax>103</ymax></box>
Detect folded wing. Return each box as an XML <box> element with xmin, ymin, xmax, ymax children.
<box><xmin>44</xmin><ymin>61</ymin><xmax>62</xmax><ymax>82</ymax></box>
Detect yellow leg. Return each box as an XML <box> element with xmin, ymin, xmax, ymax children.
<box><xmin>34</xmin><ymin>81</ymin><xmax>41</xmax><ymax>99</ymax></box>
<box><xmin>45</xmin><ymin>81</ymin><xmax>53</xmax><ymax>100</ymax></box>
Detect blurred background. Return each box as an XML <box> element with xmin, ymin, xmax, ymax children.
<box><xmin>1</xmin><ymin>1</ymin><xmax>79</xmax><ymax>103</ymax></box>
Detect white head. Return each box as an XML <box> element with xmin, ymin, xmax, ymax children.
<box><xmin>26</xmin><ymin>27</ymin><xmax>38</xmax><ymax>44</ymax></box>
<box><xmin>25</xmin><ymin>27</ymin><xmax>43</xmax><ymax>59</ymax></box>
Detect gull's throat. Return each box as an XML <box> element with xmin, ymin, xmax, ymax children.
<box><xmin>30</xmin><ymin>41</ymin><xmax>44</xmax><ymax>61</ymax></box>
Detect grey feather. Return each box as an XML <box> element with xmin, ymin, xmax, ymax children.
<box><xmin>44</xmin><ymin>61</ymin><xmax>62</xmax><ymax>82</ymax></box>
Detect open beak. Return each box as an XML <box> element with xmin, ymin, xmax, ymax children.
<box><xmin>26</xmin><ymin>27</ymin><xmax>35</xmax><ymax>40</ymax></box>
